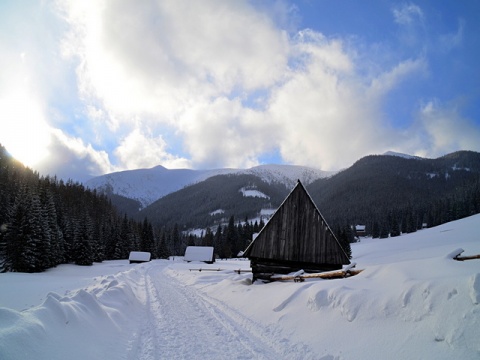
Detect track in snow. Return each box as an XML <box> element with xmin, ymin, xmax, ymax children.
<box><xmin>126</xmin><ymin>264</ymin><xmax>311</xmax><ymax>360</ymax></box>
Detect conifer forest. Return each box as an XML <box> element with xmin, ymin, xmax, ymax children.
<box><xmin>0</xmin><ymin>145</ymin><xmax>267</xmax><ymax>272</ymax></box>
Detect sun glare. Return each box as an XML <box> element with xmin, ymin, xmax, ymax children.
<box><xmin>1</xmin><ymin>92</ymin><xmax>51</xmax><ymax>169</ymax></box>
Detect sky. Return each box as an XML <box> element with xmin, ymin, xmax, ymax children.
<box><xmin>1</xmin><ymin>0</ymin><xmax>479</xmax><ymax>182</ymax></box>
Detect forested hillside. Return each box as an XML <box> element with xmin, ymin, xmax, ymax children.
<box><xmin>136</xmin><ymin>151</ymin><xmax>480</xmax><ymax>242</ymax></box>
<box><xmin>308</xmin><ymin>151</ymin><xmax>480</xmax><ymax>237</ymax></box>
<box><xmin>138</xmin><ymin>174</ymin><xmax>289</xmax><ymax>229</ymax></box>
<box><xmin>0</xmin><ymin>145</ymin><xmax>163</xmax><ymax>272</ymax></box>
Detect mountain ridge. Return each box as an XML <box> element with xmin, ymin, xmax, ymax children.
<box><xmin>137</xmin><ymin>150</ymin><xmax>480</xmax><ymax>232</ymax></box>
<box><xmin>85</xmin><ymin>164</ymin><xmax>333</xmax><ymax>208</ymax></box>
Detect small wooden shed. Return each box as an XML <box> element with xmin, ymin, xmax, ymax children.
<box><xmin>184</xmin><ymin>246</ymin><xmax>215</xmax><ymax>264</ymax></box>
<box><xmin>243</xmin><ymin>180</ymin><xmax>350</xmax><ymax>281</ymax></box>
<box><xmin>128</xmin><ymin>251</ymin><xmax>151</xmax><ymax>264</ymax></box>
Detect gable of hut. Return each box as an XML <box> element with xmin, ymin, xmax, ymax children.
<box><xmin>243</xmin><ymin>181</ymin><xmax>350</xmax><ymax>280</ymax></box>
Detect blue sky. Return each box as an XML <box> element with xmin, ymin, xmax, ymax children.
<box><xmin>1</xmin><ymin>0</ymin><xmax>479</xmax><ymax>182</ymax></box>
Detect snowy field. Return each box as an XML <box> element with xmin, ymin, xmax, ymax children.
<box><xmin>1</xmin><ymin>215</ymin><xmax>480</xmax><ymax>360</ymax></box>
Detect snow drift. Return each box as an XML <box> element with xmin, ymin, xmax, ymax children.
<box><xmin>1</xmin><ymin>215</ymin><xmax>480</xmax><ymax>359</ymax></box>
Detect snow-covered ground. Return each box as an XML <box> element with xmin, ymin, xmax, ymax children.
<box><xmin>1</xmin><ymin>215</ymin><xmax>480</xmax><ymax>360</ymax></box>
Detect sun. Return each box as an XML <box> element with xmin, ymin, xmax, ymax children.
<box><xmin>0</xmin><ymin>92</ymin><xmax>51</xmax><ymax>169</ymax></box>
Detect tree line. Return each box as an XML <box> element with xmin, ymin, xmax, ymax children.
<box><xmin>0</xmin><ymin>145</ymin><xmax>188</xmax><ymax>272</ymax></box>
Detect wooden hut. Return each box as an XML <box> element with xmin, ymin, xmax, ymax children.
<box><xmin>128</xmin><ymin>251</ymin><xmax>151</xmax><ymax>264</ymax></box>
<box><xmin>184</xmin><ymin>246</ymin><xmax>215</xmax><ymax>264</ymax></box>
<box><xmin>243</xmin><ymin>180</ymin><xmax>350</xmax><ymax>281</ymax></box>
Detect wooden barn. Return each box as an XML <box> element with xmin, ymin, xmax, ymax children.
<box><xmin>243</xmin><ymin>180</ymin><xmax>350</xmax><ymax>282</ymax></box>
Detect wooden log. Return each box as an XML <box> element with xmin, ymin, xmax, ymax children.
<box><xmin>250</xmin><ymin>259</ymin><xmax>342</xmax><ymax>274</ymax></box>
<box><xmin>454</xmin><ymin>254</ymin><xmax>480</xmax><ymax>261</ymax></box>
<box><xmin>189</xmin><ymin>268</ymin><xmax>252</xmax><ymax>273</ymax></box>
<box><xmin>234</xmin><ymin>269</ymin><xmax>252</xmax><ymax>274</ymax></box>
<box><xmin>254</xmin><ymin>272</ymin><xmax>276</xmax><ymax>281</ymax></box>
<box><xmin>271</xmin><ymin>268</ymin><xmax>364</xmax><ymax>281</ymax></box>
<box><xmin>189</xmin><ymin>268</ymin><xmax>223</xmax><ymax>272</ymax></box>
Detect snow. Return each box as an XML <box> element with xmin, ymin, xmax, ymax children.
<box><xmin>129</xmin><ymin>251</ymin><xmax>151</xmax><ymax>262</ymax></box>
<box><xmin>85</xmin><ymin>164</ymin><xmax>333</xmax><ymax>208</ymax></box>
<box><xmin>260</xmin><ymin>208</ymin><xmax>275</xmax><ymax>216</ymax></box>
<box><xmin>240</xmin><ymin>187</ymin><xmax>270</xmax><ymax>198</ymax></box>
<box><xmin>184</xmin><ymin>246</ymin><xmax>214</xmax><ymax>263</ymax></box>
<box><xmin>1</xmin><ymin>215</ymin><xmax>480</xmax><ymax>359</ymax></box>
<box><xmin>383</xmin><ymin>151</ymin><xmax>422</xmax><ymax>160</ymax></box>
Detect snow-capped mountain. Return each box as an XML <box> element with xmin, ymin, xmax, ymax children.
<box><xmin>383</xmin><ymin>151</ymin><xmax>423</xmax><ymax>160</ymax></box>
<box><xmin>85</xmin><ymin>164</ymin><xmax>333</xmax><ymax>208</ymax></box>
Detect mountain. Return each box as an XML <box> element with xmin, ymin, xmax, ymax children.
<box><xmin>137</xmin><ymin>173</ymin><xmax>291</xmax><ymax>229</ymax></box>
<box><xmin>382</xmin><ymin>150</ymin><xmax>423</xmax><ymax>160</ymax></box>
<box><xmin>85</xmin><ymin>164</ymin><xmax>332</xmax><ymax>209</ymax></box>
<box><xmin>139</xmin><ymin>150</ymin><xmax>480</xmax><ymax>233</ymax></box>
<box><xmin>308</xmin><ymin>150</ymin><xmax>480</xmax><ymax>234</ymax></box>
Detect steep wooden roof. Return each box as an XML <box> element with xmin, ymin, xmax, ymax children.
<box><xmin>244</xmin><ymin>180</ymin><xmax>350</xmax><ymax>266</ymax></box>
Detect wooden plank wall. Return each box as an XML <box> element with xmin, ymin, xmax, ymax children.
<box><xmin>247</xmin><ymin>183</ymin><xmax>349</xmax><ymax>266</ymax></box>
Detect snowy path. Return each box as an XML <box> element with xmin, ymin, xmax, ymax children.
<box><xmin>126</xmin><ymin>264</ymin><xmax>310</xmax><ymax>360</ymax></box>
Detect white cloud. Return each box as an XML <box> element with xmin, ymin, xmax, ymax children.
<box><xmin>414</xmin><ymin>101</ymin><xmax>480</xmax><ymax>157</ymax></box>
<box><xmin>392</xmin><ymin>2</ymin><xmax>426</xmax><ymax>49</ymax></box>
<box><xmin>392</xmin><ymin>3</ymin><xmax>424</xmax><ymax>25</ymax></box>
<box><xmin>54</xmin><ymin>0</ymin><xmax>442</xmax><ymax>172</ymax></box>
<box><xmin>2</xmin><ymin>0</ymin><xmax>476</xmax><ymax>182</ymax></box>
<box><xmin>262</xmin><ymin>33</ymin><xmax>428</xmax><ymax>170</ymax></box>
<box><xmin>439</xmin><ymin>18</ymin><xmax>465</xmax><ymax>52</ymax></box>
<box><xmin>58</xmin><ymin>0</ymin><xmax>289</xmax><ymax>123</ymax></box>
<box><xmin>114</xmin><ymin>128</ymin><xmax>191</xmax><ymax>170</ymax></box>
<box><xmin>367</xmin><ymin>57</ymin><xmax>427</xmax><ymax>98</ymax></box>
<box><xmin>177</xmin><ymin>97</ymin><xmax>273</xmax><ymax>169</ymax></box>
<box><xmin>35</xmin><ymin>129</ymin><xmax>114</xmax><ymax>182</ymax></box>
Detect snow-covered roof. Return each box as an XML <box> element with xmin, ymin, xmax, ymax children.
<box><xmin>128</xmin><ymin>251</ymin><xmax>151</xmax><ymax>262</ymax></box>
<box><xmin>184</xmin><ymin>246</ymin><xmax>214</xmax><ymax>262</ymax></box>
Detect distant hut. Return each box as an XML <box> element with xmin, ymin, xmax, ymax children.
<box><xmin>355</xmin><ymin>225</ymin><xmax>366</xmax><ymax>237</ymax></box>
<box><xmin>243</xmin><ymin>180</ymin><xmax>350</xmax><ymax>282</ymax></box>
<box><xmin>184</xmin><ymin>246</ymin><xmax>215</xmax><ymax>264</ymax></box>
<box><xmin>129</xmin><ymin>251</ymin><xmax>151</xmax><ymax>264</ymax></box>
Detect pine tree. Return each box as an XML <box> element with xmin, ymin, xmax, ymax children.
<box><xmin>336</xmin><ymin>225</ymin><xmax>352</xmax><ymax>259</ymax></box>
<box><xmin>202</xmin><ymin>227</ymin><xmax>214</xmax><ymax>246</ymax></box>
<box><xmin>390</xmin><ymin>215</ymin><xmax>401</xmax><ymax>237</ymax></box>
<box><xmin>224</xmin><ymin>216</ymin><xmax>237</xmax><ymax>258</ymax></box>
<box><xmin>172</xmin><ymin>223</ymin><xmax>181</xmax><ymax>256</ymax></box>
<box><xmin>187</xmin><ymin>234</ymin><xmax>195</xmax><ymax>247</ymax></box>
<box><xmin>30</xmin><ymin>190</ymin><xmax>50</xmax><ymax>271</ymax></box>
<box><xmin>91</xmin><ymin>221</ymin><xmax>105</xmax><ymax>263</ymax></box>
<box><xmin>140</xmin><ymin>218</ymin><xmax>155</xmax><ymax>255</ymax></box>
<box><xmin>4</xmin><ymin>185</ymin><xmax>42</xmax><ymax>272</ymax></box>
<box><xmin>73</xmin><ymin>212</ymin><xmax>94</xmax><ymax>266</ymax></box>
<box><xmin>372</xmin><ymin>221</ymin><xmax>380</xmax><ymax>238</ymax></box>
<box><xmin>214</xmin><ymin>224</ymin><xmax>222</xmax><ymax>249</ymax></box>
<box><xmin>115</xmin><ymin>214</ymin><xmax>131</xmax><ymax>259</ymax></box>
<box><xmin>157</xmin><ymin>231</ymin><xmax>170</xmax><ymax>259</ymax></box>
